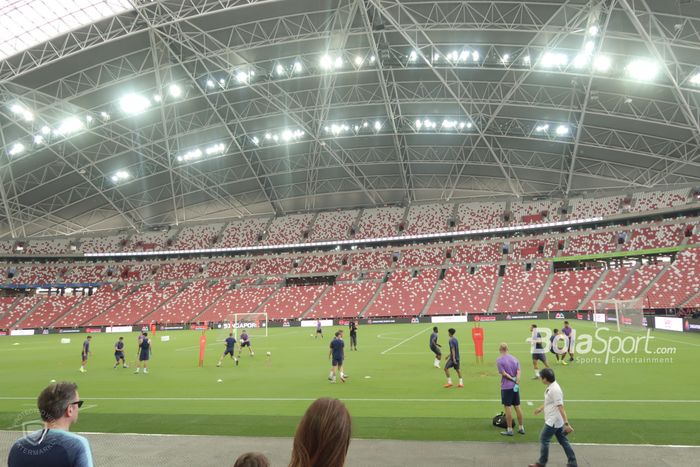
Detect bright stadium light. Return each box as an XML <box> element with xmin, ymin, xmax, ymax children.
<box><xmin>111</xmin><ymin>170</ymin><xmax>130</xmax><ymax>182</ymax></box>
<box><xmin>120</xmin><ymin>94</ymin><xmax>151</xmax><ymax>114</ymax></box>
<box><xmin>415</xmin><ymin>119</ymin><xmax>422</xmax><ymax>129</ymax></box>
<box><xmin>573</xmin><ymin>54</ymin><xmax>589</xmax><ymax>69</ymax></box>
<box><xmin>690</xmin><ymin>73</ymin><xmax>700</xmax><ymax>85</ymax></box>
<box><xmin>219</xmin><ymin>78</ymin><xmax>226</xmax><ymax>86</ymax></box>
<box><xmin>501</xmin><ymin>54</ymin><xmax>510</xmax><ymax>64</ymax></box>
<box><xmin>100</xmin><ymin>112</ymin><xmax>110</xmax><ymax>120</ymax></box>
<box><xmin>472</xmin><ymin>50</ymin><xmax>480</xmax><ymax>61</ymax></box>
<box><xmin>523</xmin><ymin>55</ymin><xmax>531</xmax><ymax>64</ymax></box>
<box><xmin>555</xmin><ymin>124</ymin><xmax>569</xmax><ymax>136</ymax></box>
<box><xmin>41</xmin><ymin>126</ymin><xmax>50</xmax><ymax>135</ymax></box>
<box><xmin>54</xmin><ymin>117</ymin><xmax>83</xmax><ymax>136</ymax></box>
<box><xmin>8</xmin><ymin>142</ymin><xmax>25</xmax><ymax>156</ymax></box>
<box><xmin>153</xmin><ymin>94</ymin><xmax>162</xmax><ymax>102</ymax></box>
<box><xmin>252</xmin><ymin>136</ymin><xmax>259</xmax><ymax>145</ymax></box>
<box><xmin>589</xmin><ymin>25</ymin><xmax>599</xmax><ymax>36</ymax></box>
<box><xmin>206</xmin><ymin>79</ymin><xmax>215</xmax><ymax>88</ymax></box>
<box><xmin>275</xmin><ymin>64</ymin><xmax>285</xmax><ymax>76</ymax></box>
<box><xmin>33</xmin><ymin>135</ymin><xmax>44</xmax><ymax>145</ymax></box>
<box><xmin>369</xmin><ymin>55</ymin><xmax>376</xmax><ymax>63</ymax></box>
<box><xmin>626</xmin><ymin>59</ymin><xmax>658</xmax><ymax>80</ymax></box>
<box><xmin>593</xmin><ymin>55</ymin><xmax>612</xmax><ymax>72</ymax></box>
<box><xmin>180</xmin><ymin>148</ymin><xmax>203</xmax><ymax>162</ymax></box>
<box><xmin>374</xmin><ymin>121</ymin><xmax>382</xmax><ymax>131</ymax></box>
<box><xmin>535</xmin><ymin>124</ymin><xmax>549</xmax><ymax>132</ymax></box>
<box><xmin>541</xmin><ymin>52</ymin><xmax>568</xmax><ymax>67</ymax></box>
<box><xmin>293</xmin><ymin>61</ymin><xmax>303</xmax><ymax>73</ymax></box>
<box><xmin>10</xmin><ymin>104</ymin><xmax>33</xmax><ymax>122</ymax></box>
<box><xmin>409</xmin><ymin>50</ymin><xmax>417</xmax><ymax>62</ymax></box>
<box><xmin>205</xmin><ymin>143</ymin><xmax>226</xmax><ymax>155</ymax></box>
<box><xmin>235</xmin><ymin>71</ymin><xmax>250</xmax><ymax>84</ymax></box>
<box><xmin>334</xmin><ymin>57</ymin><xmax>343</xmax><ymax>68</ymax></box>
<box><xmin>168</xmin><ymin>84</ymin><xmax>182</xmax><ymax>98</ymax></box>
<box><xmin>320</xmin><ymin>55</ymin><xmax>333</xmax><ymax>70</ymax></box>
<box><xmin>354</xmin><ymin>56</ymin><xmax>363</xmax><ymax>66</ymax></box>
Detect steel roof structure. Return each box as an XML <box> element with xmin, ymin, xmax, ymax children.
<box><xmin>1</xmin><ymin>0</ymin><xmax>700</xmax><ymax>238</ymax></box>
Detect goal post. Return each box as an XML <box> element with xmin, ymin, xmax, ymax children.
<box><xmin>225</xmin><ymin>313</ymin><xmax>268</xmax><ymax>338</ymax></box>
<box><xmin>592</xmin><ymin>298</ymin><xmax>645</xmax><ymax>332</ymax></box>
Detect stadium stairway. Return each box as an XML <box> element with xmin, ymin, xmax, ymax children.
<box><xmin>607</xmin><ymin>264</ymin><xmax>639</xmax><ymax>300</ymax></box>
<box><xmin>418</xmin><ymin>273</ymin><xmax>442</xmax><ymax>317</ymax></box>
<box><xmin>680</xmin><ymin>289</ymin><xmax>700</xmax><ymax>307</ymax></box>
<box><xmin>0</xmin><ymin>298</ymin><xmax>19</xmax><ymax>326</ymax></box>
<box><xmin>530</xmin><ymin>265</ymin><xmax>555</xmax><ymax>312</ymax></box>
<box><xmin>305</xmin><ymin>211</ymin><xmax>320</xmax><ymax>240</ymax></box>
<box><xmin>577</xmin><ymin>269</ymin><xmax>610</xmax><ymax>309</ymax></box>
<box><xmin>8</xmin><ymin>297</ymin><xmax>45</xmax><ymax>329</ymax></box>
<box><xmin>358</xmin><ymin>281</ymin><xmax>385</xmax><ymax>318</ymax></box>
<box><xmin>629</xmin><ymin>262</ymin><xmax>672</xmax><ymax>302</ymax></box>
<box><xmin>137</xmin><ymin>281</ymin><xmax>195</xmax><ymax>324</ymax></box>
<box><xmin>487</xmin><ymin>274</ymin><xmax>504</xmax><ymax>312</ymax></box>
<box><xmin>299</xmin><ymin>285</ymin><xmax>332</xmax><ymax>319</ymax></box>
<box><xmin>45</xmin><ymin>297</ymin><xmax>87</xmax><ymax>328</ymax></box>
<box><xmin>250</xmin><ymin>285</ymin><xmax>283</xmax><ymax>316</ymax></box>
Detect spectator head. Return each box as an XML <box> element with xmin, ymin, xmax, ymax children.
<box><xmin>553</xmin><ymin>328</ymin><xmax>559</xmax><ymax>335</ymax></box>
<box><xmin>289</xmin><ymin>398</ymin><xmax>352</xmax><ymax>467</ymax></box>
<box><xmin>499</xmin><ymin>343</ymin><xmax>509</xmax><ymax>354</ymax></box>
<box><xmin>433</xmin><ymin>327</ymin><xmax>438</xmax><ymax>333</ymax></box>
<box><xmin>564</xmin><ymin>321</ymin><xmax>569</xmax><ymax>326</ymax></box>
<box><xmin>448</xmin><ymin>328</ymin><xmax>456</xmax><ymax>336</ymax></box>
<box><xmin>86</xmin><ymin>336</ymin><xmax>92</xmax><ymax>340</ymax></box>
<box><xmin>37</xmin><ymin>382</ymin><xmax>81</xmax><ymax>425</ymax></box>
<box><xmin>234</xmin><ymin>452</ymin><xmax>270</xmax><ymax>467</ymax></box>
<box><xmin>335</xmin><ymin>330</ymin><xmax>343</xmax><ymax>338</ymax></box>
<box><xmin>540</xmin><ymin>368</ymin><xmax>556</xmax><ymax>384</ymax></box>
<box><xmin>230</xmin><ymin>333</ymin><xmax>234</xmax><ymax>337</ymax></box>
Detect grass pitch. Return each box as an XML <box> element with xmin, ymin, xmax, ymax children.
<box><xmin>1</xmin><ymin>320</ymin><xmax>699</xmax><ymax>445</ymax></box>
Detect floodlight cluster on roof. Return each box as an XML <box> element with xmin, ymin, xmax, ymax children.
<box><xmin>110</xmin><ymin>170</ymin><xmax>130</xmax><ymax>183</ymax></box>
<box><xmin>415</xmin><ymin>118</ymin><xmax>473</xmax><ymax>131</ymax></box>
<box><xmin>535</xmin><ymin>123</ymin><xmax>570</xmax><ymax>137</ymax></box>
<box><xmin>176</xmin><ymin>143</ymin><xmax>227</xmax><ymax>163</ymax></box>
<box><xmin>323</xmin><ymin>120</ymin><xmax>386</xmax><ymax>136</ymax></box>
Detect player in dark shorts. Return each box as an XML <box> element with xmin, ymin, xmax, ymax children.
<box><xmin>238</xmin><ymin>331</ymin><xmax>254</xmax><ymax>357</ymax></box>
<box><xmin>79</xmin><ymin>335</ymin><xmax>92</xmax><ymax>373</ymax></box>
<box><xmin>113</xmin><ymin>336</ymin><xmax>127</xmax><ymax>369</ymax></box>
<box><xmin>530</xmin><ymin>324</ymin><xmax>550</xmax><ymax>379</ymax></box>
<box><xmin>217</xmin><ymin>333</ymin><xmax>238</xmax><ymax>367</ymax></box>
<box><xmin>562</xmin><ymin>321</ymin><xmax>575</xmax><ymax>362</ymax></box>
<box><xmin>429</xmin><ymin>326</ymin><xmax>442</xmax><ymax>368</ymax></box>
<box><xmin>328</xmin><ymin>330</ymin><xmax>347</xmax><ymax>383</ymax></box>
<box><xmin>443</xmin><ymin>328</ymin><xmax>463</xmax><ymax>388</ymax></box>
<box><xmin>349</xmin><ymin>320</ymin><xmax>358</xmax><ymax>350</ymax></box>
<box><xmin>315</xmin><ymin>320</ymin><xmax>323</xmax><ymax>339</ymax></box>
<box><xmin>134</xmin><ymin>332</ymin><xmax>151</xmax><ymax>374</ymax></box>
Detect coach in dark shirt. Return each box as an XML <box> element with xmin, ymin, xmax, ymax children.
<box><xmin>8</xmin><ymin>381</ymin><xmax>93</xmax><ymax>467</ymax></box>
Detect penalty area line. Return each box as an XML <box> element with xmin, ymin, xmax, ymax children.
<box><xmin>380</xmin><ymin>327</ymin><xmax>431</xmax><ymax>355</ymax></box>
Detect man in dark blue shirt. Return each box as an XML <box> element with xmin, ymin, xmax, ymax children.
<box><xmin>217</xmin><ymin>333</ymin><xmax>238</xmax><ymax>367</ymax></box>
<box><xmin>79</xmin><ymin>336</ymin><xmax>91</xmax><ymax>373</ymax></box>
<box><xmin>134</xmin><ymin>332</ymin><xmax>151</xmax><ymax>374</ymax></box>
<box><xmin>429</xmin><ymin>326</ymin><xmax>442</xmax><ymax>368</ymax></box>
<box><xmin>328</xmin><ymin>330</ymin><xmax>347</xmax><ymax>383</ymax></box>
<box><xmin>8</xmin><ymin>381</ymin><xmax>94</xmax><ymax>467</ymax></box>
<box><xmin>113</xmin><ymin>336</ymin><xmax>127</xmax><ymax>369</ymax></box>
<box><xmin>530</xmin><ymin>324</ymin><xmax>550</xmax><ymax>379</ymax></box>
<box><xmin>443</xmin><ymin>328</ymin><xmax>463</xmax><ymax>388</ymax></box>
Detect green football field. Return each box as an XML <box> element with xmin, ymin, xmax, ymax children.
<box><xmin>1</xmin><ymin>320</ymin><xmax>699</xmax><ymax>445</ymax></box>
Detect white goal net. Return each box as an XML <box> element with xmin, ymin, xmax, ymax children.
<box><xmin>592</xmin><ymin>298</ymin><xmax>645</xmax><ymax>332</ymax></box>
<box><xmin>224</xmin><ymin>313</ymin><xmax>268</xmax><ymax>338</ymax></box>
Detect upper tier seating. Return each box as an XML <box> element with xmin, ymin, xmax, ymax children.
<box><xmin>336</xmin><ymin>272</ymin><xmax>357</xmax><ymax>281</ymax></box>
<box><xmin>63</xmin><ymin>264</ymin><xmax>107</xmax><ymax>283</ymax></box>
<box><xmin>79</xmin><ymin>234</ymin><xmax>127</xmax><ymax>253</ymax></box>
<box><xmin>404</xmin><ymin>203</ymin><xmax>453</xmax><ymax>235</ymax></box>
<box><xmin>647</xmin><ymin>248</ymin><xmax>700</xmax><ymax>308</ymax></box>
<box><xmin>154</xmin><ymin>262</ymin><xmax>202</xmax><ymax>281</ymax></box>
<box><xmin>450</xmin><ymin>242</ymin><xmax>502</xmax><ymax>263</ymax></box>
<box><xmin>206</xmin><ymin>260</ymin><xmax>248</xmax><ymax>278</ymax></box>
<box><xmin>364</xmin><ymin>269</ymin><xmax>439</xmax><ymax>317</ymax></box>
<box><xmin>21</xmin><ymin>296</ymin><xmax>82</xmax><ymax>328</ymax></box>
<box><xmin>87</xmin><ymin>282</ymin><xmax>182</xmax><ymax>326</ymax></box>
<box><xmin>173</xmin><ymin>224</ymin><xmax>224</xmax><ymax>249</ymax></box>
<box><xmin>259</xmin><ymin>284</ymin><xmax>327</xmax><ymax>320</ymax></box>
<box><xmin>613</xmin><ymin>263</ymin><xmax>666</xmax><ymax>300</ymax></box>
<box><xmin>355</xmin><ymin>207</ymin><xmax>405</xmax><ymax>239</ymax></box>
<box><xmin>52</xmin><ymin>284</ymin><xmax>134</xmax><ymax>328</ymax></box>
<box><xmin>511</xmin><ymin>200</ymin><xmax>563</xmax><ymax>224</ymax></box>
<box><xmin>297</xmin><ymin>254</ymin><xmax>344</xmax><ymax>274</ymax></box>
<box><xmin>124</xmin><ymin>231</ymin><xmax>170</xmax><ymax>252</ymax></box>
<box><xmin>140</xmin><ymin>280</ymin><xmax>230</xmax><ymax>324</ymax></box>
<box><xmin>218</xmin><ymin>218</ymin><xmax>269</xmax><ymax>248</ymax></box>
<box><xmin>494</xmin><ymin>262</ymin><xmax>549</xmax><ymax>312</ymax></box>
<box><xmin>263</xmin><ymin>214</ymin><xmax>313</xmax><ymax>245</ymax></box>
<box><xmin>0</xmin><ymin>297</ymin><xmax>19</xmax><ymax>326</ymax></box>
<box><xmin>397</xmin><ymin>248</ymin><xmax>444</xmax><ymax>268</ymax></box>
<box><xmin>0</xmin><ymin>241</ymin><xmax>14</xmax><ymax>254</ymax></box>
<box><xmin>307</xmin><ymin>281</ymin><xmax>379</xmax><ymax>318</ymax></box>
<box><xmin>197</xmin><ymin>286</ymin><xmax>276</xmax><ymax>322</ymax></box>
<box><xmin>0</xmin><ymin>296</ymin><xmax>41</xmax><ymax>328</ymax></box>
<box><xmin>563</xmin><ymin>231</ymin><xmax>617</xmax><ymax>256</ymax></box>
<box><xmin>539</xmin><ymin>268</ymin><xmax>603</xmax><ymax>311</ymax></box>
<box><xmin>428</xmin><ymin>265</ymin><xmax>498</xmax><ymax>315</ymax></box>
<box><xmin>623</xmin><ymin>224</ymin><xmax>684</xmax><ymax>250</ymax></box>
<box><xmin>250</xmin><ymin>257</ymin><xmax>293</xmax><ymax>275</ymax></box>
<box><xmin>310</xmin><ymin>210</ymin><xmax>358</xmax><ymax>241</ymax></box>
<box><xmin>9</xmin><ymin>265</ymin><xmax>59</xmax><ymax>285</ymax></box>
<box><xmin>25</xmin><ymin>239</ymin><xmax>71</xmax><ymax>255</ymax></box>
<box><xmin>349</xmin><ymin>250</ymin><xmax>391</xmax><ymax>270</ymax></box>
<box><xmin>629</xmin><ymin>188</ymin><xmax>689</xmax><ymax>213</ymax></box>
<box><xmin>569</xmin><ymin>196</ymin><xmax>624</xmax><ymax>219</ymax></box>
<box><xmin>509</xmin><ymin>238</ymin><xmax>556</xmax><ymax>260</ymax></box>
<box><xmin>456</xmin><ymin>202</ymin><xmax>505</xmax><ymax>230</ymax></box>
<box><xmin>115</xmin><ymin>263</ymin><xmax>153</xmax><ymax>282</ymax></box>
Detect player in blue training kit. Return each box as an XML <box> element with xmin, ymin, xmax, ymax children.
<box><xmin>79</xmin><ymin>335</ymin><xmax>92</xmax><ymax>373</ymax></box>
<box><xmin>328</xmin><ymin>330</ymin><xmax>347</xmax><ymax>383</ymax></box>
<box><xmin>134</xmin><ymin>332</ymin><xmax>151</xmax><ymax>374</ymax></box>
<box><xmin>443</xmin><ymin>328</ymin><xmax>463</xmax><ymax>388</ymax></box>
<box><xmin>429</xmin><ymin>326</ymin><xmax>442</xmax><ymax>368</ymax></box>
<box><xmin>238</xmin><ymin>331</ymin><xmax>254</xmax><ymax>357</ymax></box>
<box><xmin>217</xmin><ymin>333</ymin><xmax>239</xmax><ymax>367</ymax></box>
<box><xmin>113</xmin><ymin>336</ymin><xmax>127</xmax><ymax>369</ymax></box>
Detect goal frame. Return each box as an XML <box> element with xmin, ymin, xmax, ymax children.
<box><xmin>592</xmin><ymin>298</ymin><xmax>645</xmax><ymax>332</ymax></box>
<box><xmin>225</xmin><ymin>312</ymin><xmax>268</xmax><ymax>338</ymax></box>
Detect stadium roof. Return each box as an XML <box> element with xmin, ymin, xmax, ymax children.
<box><xmin>1</xmin><ymin>0</ymin><xmax>700</xmax><ymax>238</ymax></box>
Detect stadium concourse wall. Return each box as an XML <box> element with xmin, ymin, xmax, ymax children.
<box><xmin>4</xmin><ymin>312</ymin><xmax>700</xmax><ymax>337</ymax></box>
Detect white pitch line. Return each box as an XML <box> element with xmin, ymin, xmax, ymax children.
<box><xmin>380</xmin><ymin>327</ymin><xmax>431</xmax><ymax>355</ymax></box>
<box><xmin>0</xmin><ymin>396</ymin><xmax>698</xmax><ymax>403</ymax></box>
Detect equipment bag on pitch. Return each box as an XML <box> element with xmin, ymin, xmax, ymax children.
<box><xmin>492</xmin><ymin>412</ymin><xmax>508</xmax><ymax>428</ymax></box>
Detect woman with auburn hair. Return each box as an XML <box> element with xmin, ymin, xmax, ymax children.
<box><xmin>289</xmin><ymin>397</ymin><xmax>352</xmax><ymax>467</ymax></box>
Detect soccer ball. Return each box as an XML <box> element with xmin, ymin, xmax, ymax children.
<box><xmin>266</xmin><ymin>351</ymin><xmax>271</xmax><ymax>356</ymax></box>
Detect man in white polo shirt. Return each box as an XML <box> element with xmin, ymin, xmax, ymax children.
<box><xmin>529</xmin><ymin>368</ymin><xmax>577</xmax><ymax>467</ymax></box>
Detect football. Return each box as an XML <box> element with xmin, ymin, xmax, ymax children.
<box><xmin>266</xmin><ymin>351</ymin><xmax>271</xmax><ymax>356</ymax></box>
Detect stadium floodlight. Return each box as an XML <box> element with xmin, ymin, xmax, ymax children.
<box><xmin>593</xmin><ymin>55</ymin><xmax>611</xmax><ymax>72</ymax></box>
<box><xmin>275</xmin><ymin>64</ymin><xmax>285</xmax><ymax>76</ymax></box>
<box><xmin>41</xmin><ymin>126</ymin><xmax>50</xmax><ymax>135</ymax></box>
<box><xmin>466</xmin><ymin>122</ymin><xmax>473</xmax><ymax>128</ymax></box>
<box><xmin>459</xmin><ymin>50</ymin><xmax>469</xmax><ymax>62</ymax></box>
<box><xmin>447</xmin><ymin>51</ymin><xmax>458</xmax><ymax>62</ymax></box>
<box><xmin>369</xmin><ymin>55</ymin><xmax>376</xmax><ymax>63</ymax></box>
<box><xmin>11</xmin><ymin>104</ymin><xmax>34</xmax><ymax>122</ymax></box>
<box><xmin>100</xmin><ymin>112</ymin><xmax>110</xmax><ymax>120</ymax></box>
<box><xmin>33</xmin><ymin>135</ymin><xmax>44</xmax><ymax>145</ymax></box>
<box><xmin>535</xmin><ymin>124</ymin><xmax>549</xmax><ymax>132</ymax></box>
<box><xmin>573</xmin><ymin>54</ymin><xmax>589</xmax><ymax>69</ymax></box>
<box><xmin>168</xmin><ymin>84</ymin><xmax>182</xmax><ymax>98</ymax></box>
<box><xmin>219</xmin><ymin>78</ymin><xmax>226</xmax><ymax>86</ymax></box>
<box><xmin>433</xmin><ymin>53</ymin><xmax>440</xmax><ymax>62</ymax></box>
<box><xmin>363</xmin><ymin>121</ymin><xmax>369</xmax><ymax>128</ymax></box>
<box><xmin>153</xmin><ymin>94</ymin><xmax>162</xmax><ymax>102</ymax></box>
<box><xmin>120</xmin><ymin>94</ymin><xmax>151</xmax><ymax>114</ymax></box>
<box><xmin>626</xmin><ymin>59</ymin><xmax>658</xmax><ymax>80</ymax></box>
<box><xmin>281</xmin><ymin>130</ymin><xmax>294</xmax><ymax>141</ymax></box>
<box><xmin>472</xmin><ymin>50</ymin><xmax>480</xmax><ymax>61</ymax></box>
<box><xmin>293</xmin><ymin>61</ymin><xmax>303</xmax><ymax>73</ymax></box>
<box><xmin>555</xmin><ymin>124</ymin><xmax>569</xmax><ymax>136</ymax></box>
<box><xmin>272</xmin><ymin>134</ymin><xmax>279</xmax><ymax>142</ymax></box>
<box><xmin>409</xmin><ymin>50</ymin><xmax>417</xmax><ymax>62</ymax></box>
<box><xmin>458</xmin><ymin>122</ymin><xmax>466</xmax><ymax>129</ymax></box>
<box><xmin>523</xmin><ymin>55</ymin><xmax>531</xmax><ymax>64</ymax></box>
<box><xmin>354</xmin><ymin>56</ymin><xmax>363</xmax><ymax>66</ymax></box>
<box><xmin>335</xmin><ymin>57</ymin><xmax>343</xmax><ymax>68</ymax></box>
<box><xmin>111</xmin><ymin>170</ymin><xmax>130</xmax><ymax>182</ymax></box>
<box><xmin>8</xmin><ymin>142</ymin><xmax>25</xmax><ymax>156</ymax></box>
<box><xmin>85</xmin><ymin>115</ymin><xmax>93</xmax><ymax>123</ymax></box>
<box><xmin>501</xmin><ymin>54</ymin><xmax>510</xmax><ymax>64</ymax></box>
<box><xmin>252</xmin><ymin>136</ymin><xmax>259</xmax><ymax>145</ymax></box>
<box><xmin>235</xmin><ymin>71</ymin><xmax>250</xmax><ymax>84</ymax></box>
<box><xmin>181</xmin><ymin>148</ymin><xmax>203</xmax><ymax>161</ymax></box>
<box><xmin>205</xmin><ymin>143</ymin><xmax>225</xmax><ymax>155</ymax></box>
<box><xmin>54</xmin><ymin>117</ymin><xmax>83</xmax><ymax>136</ymax></box>
<box><xmin>690</xmin><ymin>73</ymin><xmax>700</xmax><ymax>85</ymax></box>
<box><xmin>374</xmin><ymin>121</ymin><xmax>382</xmax><ymax>131</ymax></box>
<box><xmin>584</xmin><ymin>41</ymin><xmax>595</xmax><ymax>55</ymax></box>
<box><xmin>415</xmin><ymin>119</ymin><xmax>422</xmax><ymax>129</ymax></box>
<box><xmin>320</xmin><ymin>55</ymin><xmax>333</xmax><ymax>69</ymax></box>
<box><xmin>541</xmin><ymin>52</ymin><xmax>568</xmax><ymax>67</ymax></box>
<box><xmin>589</xmin><ymin>25</ymin><xmax>599</xmax><ymax>36</ymax></box>
<box><xmin>264</xmin><ymin>133</ymin><xmax>272</xmax><ymax>140</ymax></box>
<box><xmin>206</xmin><ymin>79</ymin><xmax>215</xmax><ymax>88</ymax></box>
